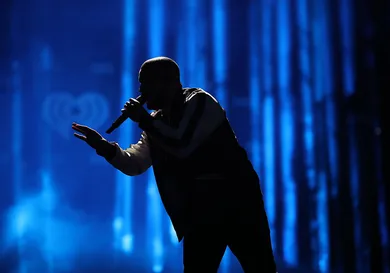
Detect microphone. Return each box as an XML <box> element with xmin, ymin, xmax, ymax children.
<box><xmin>106</xmin><ymin>95</ymin><xmax>146</xmax><ymax>134</ymax></box>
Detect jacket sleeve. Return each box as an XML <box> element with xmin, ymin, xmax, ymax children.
<box><xmin>138</xmin><ymin>91</ymin><xmax>225</xmax><ymax>159</ymax></box>
<box><xmin>107</xmin><ymin>131</ymin><xmax>152</xmax><ymax>176</ymax></box>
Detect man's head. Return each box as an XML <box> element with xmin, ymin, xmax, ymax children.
<box><xmin>138</xmin><ymin>56</ymin><xmax>182</xmax><ymax>110</ymax></box>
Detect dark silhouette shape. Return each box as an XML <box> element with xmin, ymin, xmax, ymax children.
<box><xmin>72</xmin><ymin>56</ymin><xmax>277</xmax><ymax>272</ymax></box>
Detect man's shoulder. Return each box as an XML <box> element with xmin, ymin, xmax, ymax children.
<box><xmin>183</xmin><ymin>87</ymin><xmax>216</xmax><ymax>103</ymax></box>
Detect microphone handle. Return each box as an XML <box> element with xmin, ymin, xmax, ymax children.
<box><xmin>105</xmin><ymin>95</ymin><xmax>145</xmax><ymax>134</ymax></box>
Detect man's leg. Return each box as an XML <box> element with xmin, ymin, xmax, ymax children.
<box><xmin>182</xmin><ymin>178</ymin><xmax>231</xmax><ymax>272</ymax></box>
<box><xmin>228</xmin><ymin>199</ymin><xmax>277</xmax><ymax>273</ymax></box>
<box><xmin>228</xmin><ymin>222</ymin><xmax>276</xmax><ymax>272</ymax></box>
<box><xmin>183</xmin><ymin>225</ymin><xmax>227</xmax><ymax>273</ymax></box>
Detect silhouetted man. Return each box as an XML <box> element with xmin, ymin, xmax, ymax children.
<box><xmin>72</xmin><ymin>57</ymin><xmax>277</xmax><ymax>272</ymax></box>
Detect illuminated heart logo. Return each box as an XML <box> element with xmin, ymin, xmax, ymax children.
<box><xmin>41</xmin><ymin>92</ymin><xmax>109</xmax><ymax>139</ymax></box>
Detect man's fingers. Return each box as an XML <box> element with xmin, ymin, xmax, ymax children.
<box><xmin>72</xmin><ymin>126</ymin><xmax>85</xmax><ymax>134</ymax></box>
<box><xmin>72</xmin><ymin>123</ymin><xmax>91</xmax><ymax>134</ymax></box>
<box><xmin>73</xmin><ymin>133</ymin><xmax>87</xmax><ymax>141</ymax></box>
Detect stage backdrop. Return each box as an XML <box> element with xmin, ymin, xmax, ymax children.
<box><xmin>0</xmin><ymin>0</ymin><xmax>387</xmax><ymax>272</ymax></box>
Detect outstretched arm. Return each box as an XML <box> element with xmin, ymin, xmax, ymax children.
<box><xmin>138</xmin><ymin>91</ymin><xmax>225</xmax><ymax>159</ymax></box>
<box><xmin>72</xmin><ymin>123</ymin><xmax>152</xmax><ymax>176</ymax></box>
<box><xmin>104</xmin><ymin>132</ymin><xmax>152</xmax><ymax>176</ymax></box>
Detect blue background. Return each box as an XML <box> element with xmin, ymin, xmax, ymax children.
<box><xmin>0</xmin><ymin>0</ymin><xmax>388</xmax><ymax>272</ymax></box>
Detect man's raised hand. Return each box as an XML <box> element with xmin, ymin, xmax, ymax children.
<box><xmin>72</xmin><ymin>123</ymin><xmax>103</xmax><ymax>150</ymax></box>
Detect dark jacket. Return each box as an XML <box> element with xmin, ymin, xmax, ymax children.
<box><xmin>107</xmin><ymin>88</ymin><xmax>262</xmax><ymax>241</ymax></box>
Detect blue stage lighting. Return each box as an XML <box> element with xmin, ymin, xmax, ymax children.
<box><xmin>116</xmin><ymin>0</ymin><xmax>137</xmax><ymax>254</ymax></box>
<box><xmin>147</xmin><ymin>0</ymin><xmax>166</xmax><ymax>269</ymax></box>
<box><xmin>276</xmin><ymin>0</ymin><xmax>297</xmax><ymax>265</ymax></box>
<box><xmin>261</xmin><ymin>0</ymin><xmax>276</xmax><ymax>253</ymax></box>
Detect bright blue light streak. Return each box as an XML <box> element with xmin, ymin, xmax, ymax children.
<box><xmin>119</xmin><ymin>86</ymin><xmax>134</xmax><ymax>256</ymax></box>
<box><xmin>148</xmin><ymin>0</ymin><xmax>165</xmax><ymax>268</ymax></box>
<box><xmin>40</xmin><ymin>47</ymin><xmax>54</xmax><ymax>273</ymax></box>
<box><xmin>280</xmin><ymin>110</ymin><xmax>297</xmax><ymax>265</ymax></box>
<box><xmin>176</xmin><ymin>27</ymin><xmax>186</xmax><ymax>84</ymax></box>
<box><xmin>263</xmin><ymin>97</ymin><xmax>276</xmax><ymax>246</ymax></box>
<box><xmin>276</xmin><ymin>0</ymin><xmax>297</xmax><ymax>265</ymax></box>
<box><xmin>339</xmin><ymin>0</ymin><xmax>355</xmax><ymax>95</ymax></box>
<box><xmin>113</xmin><ymin>217</ymin><xmax>123</xmax><ymax>232</ymax></box>
<box><xmin>312</xmin><ymin>1</ymin><xmax>330</xmax><ymax>271</ymax></box>
<box><xmin>325</xmin><ymin>96</ymin><xmax>338</xmax><ymax>197</ymax></box>
<box><xmin>312</xmin><ymin>5</ymin><xmax>324</xmax><ymax>103</ymax></box>
<box><xmin>186</xmin><ymin>0</ymin><xmax>197</xmax><ymax>87</ymax></box>
<box><xmin>317</xmin><ymin>4</ymin><xmax>334</xmax><ymax>270</ymax></box>
<box><xmin>146</xmin><ymin>184</ymin><xmax>164</xmax><ymax>271</ymax></box>
<box><xmin>41</xmin><ymin>170</ymin><xmax>54</xmax><ymax>272</ymax></box>
<box><xmin>276</xmin><ymin>2</ymin><xmax>290</xmax><ymax>88</ymax></box>
<box><xmin>153</xmin><ymin>264</ymin><xmax>163</xmax><ymax>273</ymax></box>
<box><xmin>122</xmin><ymin>234</ymin><xmax>133</xmax><ymax>253</ymax></box>
<box><xmin>297</xmin><ymin>0</ymin><xmax>315</xmax><ymax>190</ymax></box>
<box><xmin>148</xmin><ymin>0</ymin><xmax>164</xmax><ymax>56</ymax></box>
<box><xmin>317</xmin><ymin>172</ymin><xmax>329</xmax><ymax>273</ymax></box>
<box><xmin>261</xmin><ymin>0</ymin><xmax>276</xmax><ymax>250</ymax></box>
<box><xmin>212</xmin><ymin>0</ymin><xmax>227</xmax><ymax>108</ymax></box>
<box><xmin>116</xmin><ymin>0</ymin><xmax>136</xmax><ymax>253</ymax></box>
<box><xmin>113</xmin><ymin>194</ymin><xmax>123</xmax><ymax>250</ymax></box>
<box><xmin>249</xmin><ymin>0</ymin><xmax>261</xmax><ymax>173</ymax></box>
<box><xmin>297</xmin><ymin>0</ymin><xmax>319</xmax><ymax>265</ymax></box>
<box><xmin>194</xmin><ymin>12</ymin><xmax>207</xmax><ymax>89</ymax></box>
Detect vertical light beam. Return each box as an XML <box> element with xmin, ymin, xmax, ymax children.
<box><xmin>117</xmin><ymin>0</ymin><xmax>136</xmax><ymax>253</ymax></box>
<box><xmin>312</xmin><ymin>1</ymin><xmax>330</xmax><ymax>271</ymax></box>
<box><xmin>297</xmin><ymin>0</ymin><xmax>315</xmax><ymax>203</ymax></box>
<box><xmin>276</xmin><ymin>0</ymin><xmax>297</xmax><ymax>265</ymax></box>
<box><xmin>147</xmin><ymin>0</ymin><xmax>164</xmax><ymax>270</ymax></box>
<box><xmin>249</xmin><ymin>0</ymin><xmax>261</xmax><ymax>174</ymax></box>
<box><xmin>321</xmin><ymin>0</ymin><xmax>334</xmax><ymax>270</ymax></box>
<box><xmin>297</xmin><ymin>0</ymin><xmax>331</xmax><ymax>269</ymax></box>
<box><xmin>186</xmin><ymin>0</ymin><xmax>197</xmax><ymax>87</ymax></box>
<box><xmin>317</xmin><ymin>171</ymin><xmax>330</xmax><ymax>273</ymax></box>
<box><xmin>11</xmin><ymin>61</ymin><xmax>26</xmax><ymax>273</ymax></box>
<box><xmin>261</xmin><ymin>0</ymin><xmax>276</xmax><ymax>251</ymax></box>
<box><xmin>297</xmin><ymin>1</ymin><xmax>318</xmax><ymax>267</ymax></box>
<box><xmin>39</xmin><ymin>46</ymin><xmax>54</xmax><ymax>273</ymax></box>
<box><xmin>212</xmin><ymin>0</ymin><xmax>227</xmax><ymax>109</ymax></box>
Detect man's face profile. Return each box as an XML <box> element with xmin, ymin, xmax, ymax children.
<box><xmin>140</xmin><ymin>82</ymin><xmax>168</xmax><ymax>110</ymax></box>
